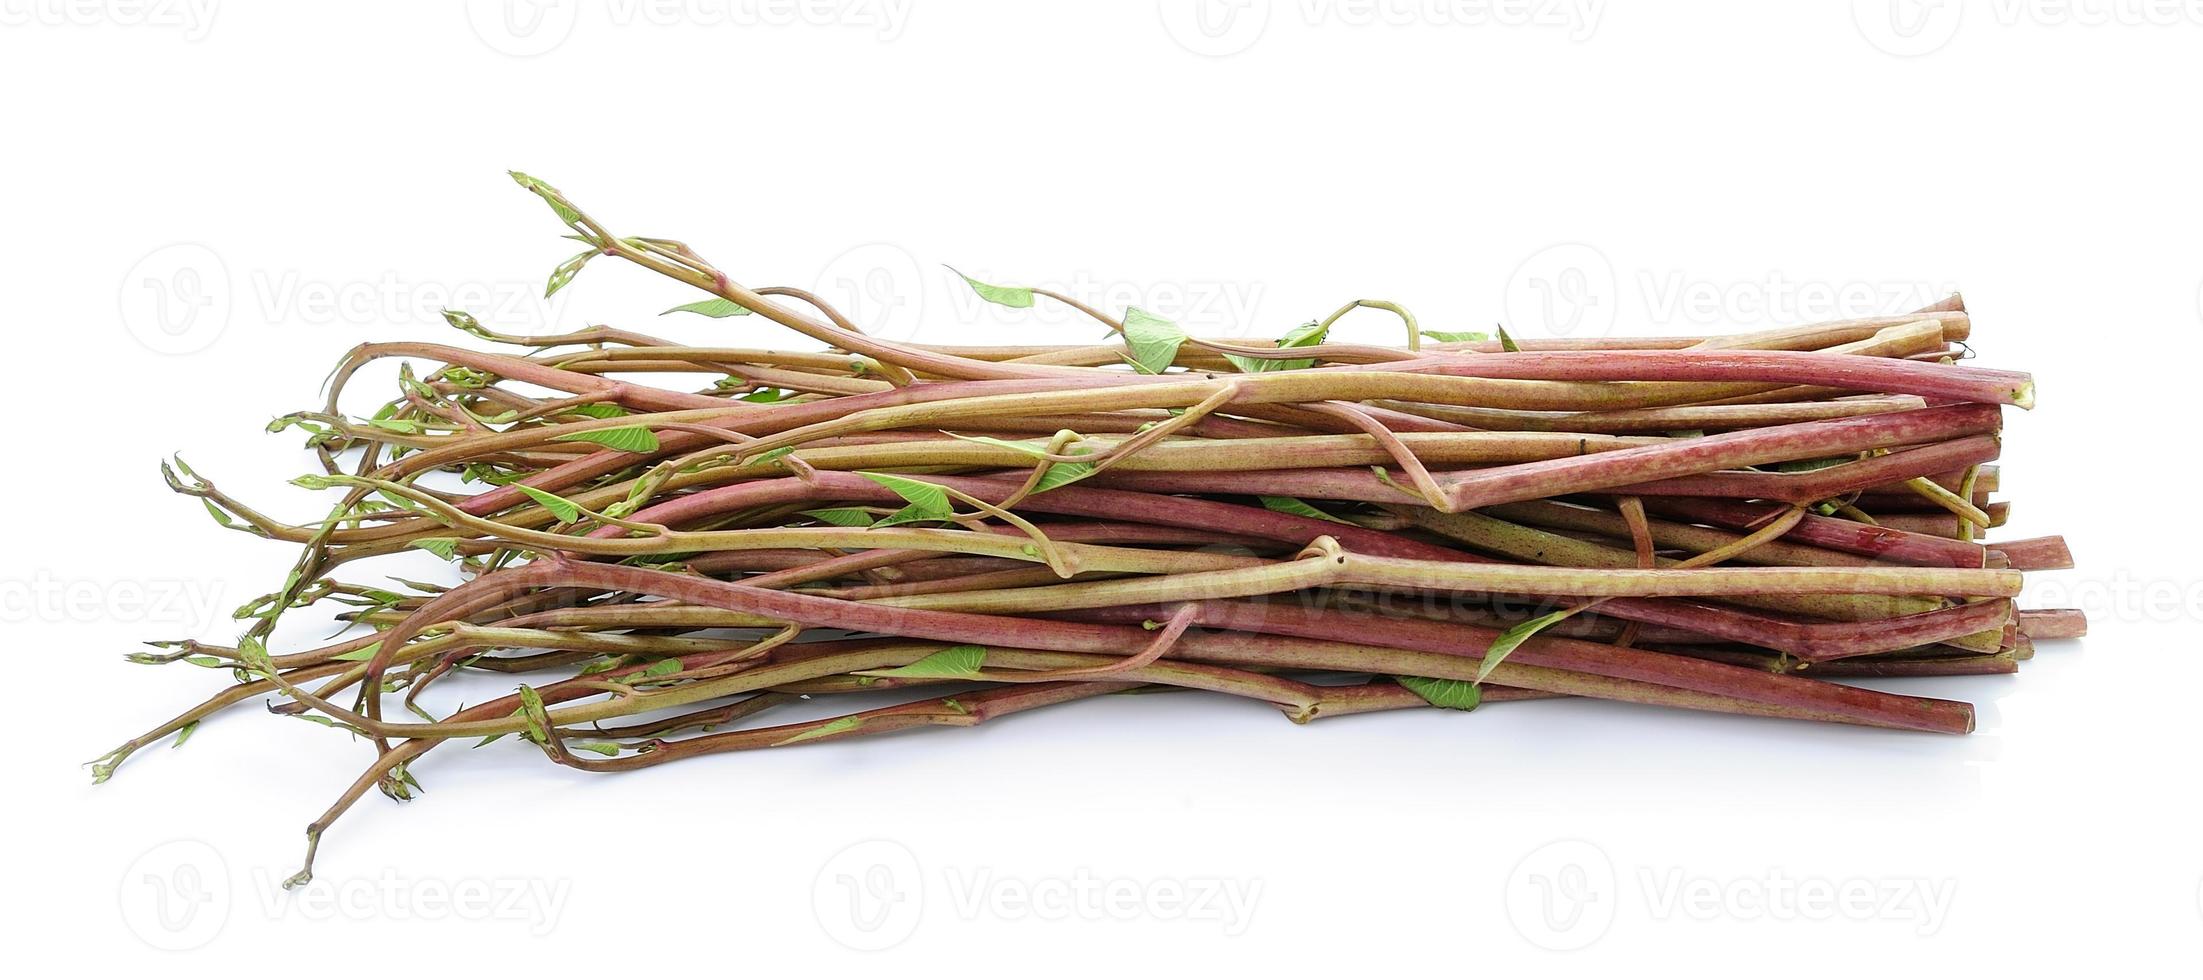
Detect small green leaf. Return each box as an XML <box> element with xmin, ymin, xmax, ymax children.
<box><xmin>509</xmin><ymin>171</ymin><xmax>584</xmax><ymax>227</ymax></box>
<box><xmin>1497</xmin><ymin>325</ymin><xmax>1522</xmax><ymax>352</ymax></box>
<box><xmin>1029</xmin><ymin>456</ymin><xmax>1095</xmax><ymax>493</ymax></box>
<box><xmin>171</xmin><ymin>720</ymin><xmax>200</xmax><ymax>748</ymax></box>
<box><xmin>773</xmin><ymin>715</ymin><xmax>861</xmax><ymax>746</ymax></box>
<box><xmin>546</xmin><ymin>250</ymin><xmax>595</xmax><ymax>297</ymax></box>
<box><xmin>1396</xmin><ymin>675</ymin><xmax>1482</xmax><ymax>711</ymax></box>
<box><xmin>565</xmin><ymin>404</ymin><xmax>629</xmax><ymax>419</ymax></box>
<box><xmin>862</xmin><ymin>645</ymin><xmax>986</xmax><ymax>680</ymax></box>
<box><xmin>1258</xmin><ymin>495</ymin><xmax>1350</xmax><ymax>524</ymax></box>
<box><xmin>551</xmin><ymin>425</ymin><xmax>660</xmax><ymax>453</ymax></box>
<box><xmin>953</xmin><ymin>269</ymin><xmax>1035</xmax><ymax>308</ymax></box>
<box><xmin>183</xmin><ymin>655</ymin><xmax>225</xmax><ymax>668</ymax></box>
<box><xmin>1475</xmin><ymin>608</ymin><xmax>1577</xmax><ymax>683</ymax></box>
<box><xmin>664</xmin><ymin>298</ymin><xmax>752</xmax><ymax>318</ymax></box>
<box><xmin>515</xmin><ymin>484</ymin><xmax>582</xmax><ymax>523</ymax></box>
<box><xmin>1763</xmin><ymin>457</ymin><xmax>1851</xmax><ymax>473</ymax></box>
<box><xmin>801</xmin><ymin>507</ymin><xmax>878</xmax><ymax>527</ymax></box>
<box><xmin>858</xmin><ymin>471</ymin><xmax>953</xmax><ymax>525</ymax></box>
<box><xmin>414</xmin><ymin>537</ymin><xmax>462</xmax><ymax>560</ymax></box>
<box><xmin>645</xmin><ymin>658</ymin><xmax>683</xmax><ymax>678</ymax></box>
<box><xmin>750</xmin><ymin>446</ymin><xmax>795</xmax><ymax>465</ymax></box>
<box><xmin>235</xmin><ymin>636</ymin><xmax>274</xmax><ymax>676</ymax></box>
<box><xmin>516</xmin><ymin>685</ymin><xmax>551</xmax><ymax>744</ymax></box>
<box><xmin>1421</xmin><ymin>330</ymin><xmax>1491</xmax><ymax>343</ymax></box>
<box><xmin>739</xmin><ymin>387</ymin><xmax>788</xmax><ymax>403</ymax></box>
<box><xmin>1120</xmin><ymin>307</ymin><xmax>1186</xmax><ymax>375</ymax></box>
<box><xmin>872</xmin><ymin>504</ymin><xmax>949</xmax><ymax>528</ymax></box>
<box><xmin>569</xmin><ymin>742</ymin><xmax>622</xmax><ymax>757</ymax></box>
<box><xmin>443</xmin><ymin>309</ymin><xmax>493</xmax><ymax>338</ymax></box>
<box><xmin>944</xmin><ymin>433</ymin><xmax>1095</xmax><ymax>493</ymax></box>
<box><xmin>1224</xmin><ymin>319</ymin><xmax>1326</xmax><ymax>373</ymax></box>
<box><xmin>331</xmin><ymin>643</ymin><xmax>382</xmax><ymax>662</ymax></box>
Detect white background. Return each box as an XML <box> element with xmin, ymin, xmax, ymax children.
<box><xmin>6</xmin><ymin>0</ymin><xmax>2197</xmax><ymax>972</ymax></box>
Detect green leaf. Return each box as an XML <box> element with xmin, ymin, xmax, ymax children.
<box><xmin>183</xmin><ymin>655</ymin><xmax>225</xmax><ymax>669</ymax></box>
<box><xmin>750</xmin><ymin>446</ymin><xmax>795</xmax><ymax>465</ymax></box>
<box><xmin>858</xmin><ymin>471</ymin><xmax>953</xmax><ymax>525</ymax></box>
<box><xmin>331</xmin><ymin>643</ymin><xmax>382</xmax><ymax>662</ymax></box>
<box><xmin>1762</xmin><ymin>457</ymin><xmax>1851</xmax><ymax>473</ymax></box>
<box><xmin>171</xmin><ymin>720</ymin><xmax>200</xmax><ymax>748</ymax></box>
<box><xmin>414</xmin><ymin>537</ymin><xmax>462</xmax><ymax>560</ymax></box>
<box><xmin>551</xmin><ymin>425</ymin><xmax>660</xmax><ymax>454</ymax></box>
<box><xmin>1030</xmin><ymin>455</ymin><xmax>1096</xmax><ymax>493</ymax></box>
<box><xmin>953</xmin><ymin>269</ymin><xmax>1035</xmax><ymax>308</ymax></box>
<box><xmin>664</xmin><ymin>298</ymin><xmax>752</xmax><ymax>318</ymax></box>
<box><xmin>801</xmin><ymin>507</ymin><xmax>878</xmax><ymax>527</ymax></box>
<box><xmin>1224</xmin><ymin>319</ymin><xmax>1326</xmax><ymax>373</ymax></box>
<box><xmin>546</xmin><ymin>250</ymin><xmax>594</xmax><ymax>297</ymax></box>
<box><xmin>1258</xmin><ymin>495</ymin><xmax>1350</xmax><ymax>524</ymax></box>
<box><xmin>516</xmin><ymin>685</ymin><xmax>550</xmax><ymax>744</ymax></box>
<box><xmin>509</xmin><ymin>171</ymin><xmax>584</xmax><ymax>227</ymax></box>
<box><xmin>862</xmin><ymin>645</ymin><xmax>986</xmax><ymax>680</ymax></box>
<box><xmin>739</xmin><ymin>387</ymin><xmax>788</xmax><ymax>403</ymax></box>
<box><xmin>1420</xmin><ymin>330</ymin><xmax>1491</xmax><ymax>343</ymax></box>
<box><xmin>565</xmin><ymin>404</ymin><xmax>629</xmax><ymax>419</ymax></box>
<box><xmin>1497</xmin><ymin>325</ymin><xmax>1522</xmax><ymax>353</ymax></box>
<box><xmin>516</xmin><ymin>484</ymin><xmax>582</xmax><ymax>524</ymax></box>
<box><xmin>1120</xmin><ymin>307</ymin><xmax>1186</xmax><ymax>375</ymax></box>
<box><xmin>443</xmin><ymin>309</ymin><xmax>493</xmax><ymax>338</ymax></box>
<box><xmin>1475</xmin><ymin>607</ymin><xmax>1577</xmax><ymax>683</ymax></box>
<box><xmin>944</xmin><ymin>433</ymin><xmax>1095</xmax><ymax>493</ymax></box>
<box><xmin>773</xmin><ymin>715</ymin><xmax>861</xmax><ymax>746</ymax></box>
<box><xmin>872</xmin><ymin>504</ymin><xmax>949</xmax><ymax>528</ymax></box>
<box><xmin>235</xmin><ymin>636</ymin><xmax>274</xmax><ymax>676</ymax></box>
<box><xmin>569</xmin><ymin>742</ymin><xmax>622</xmax><ymax>757</ymax></box>
<box><xmin>1395</xmin><ymin>675</ymin><xmax>1482</xmax><ymax>711</ymax></box>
